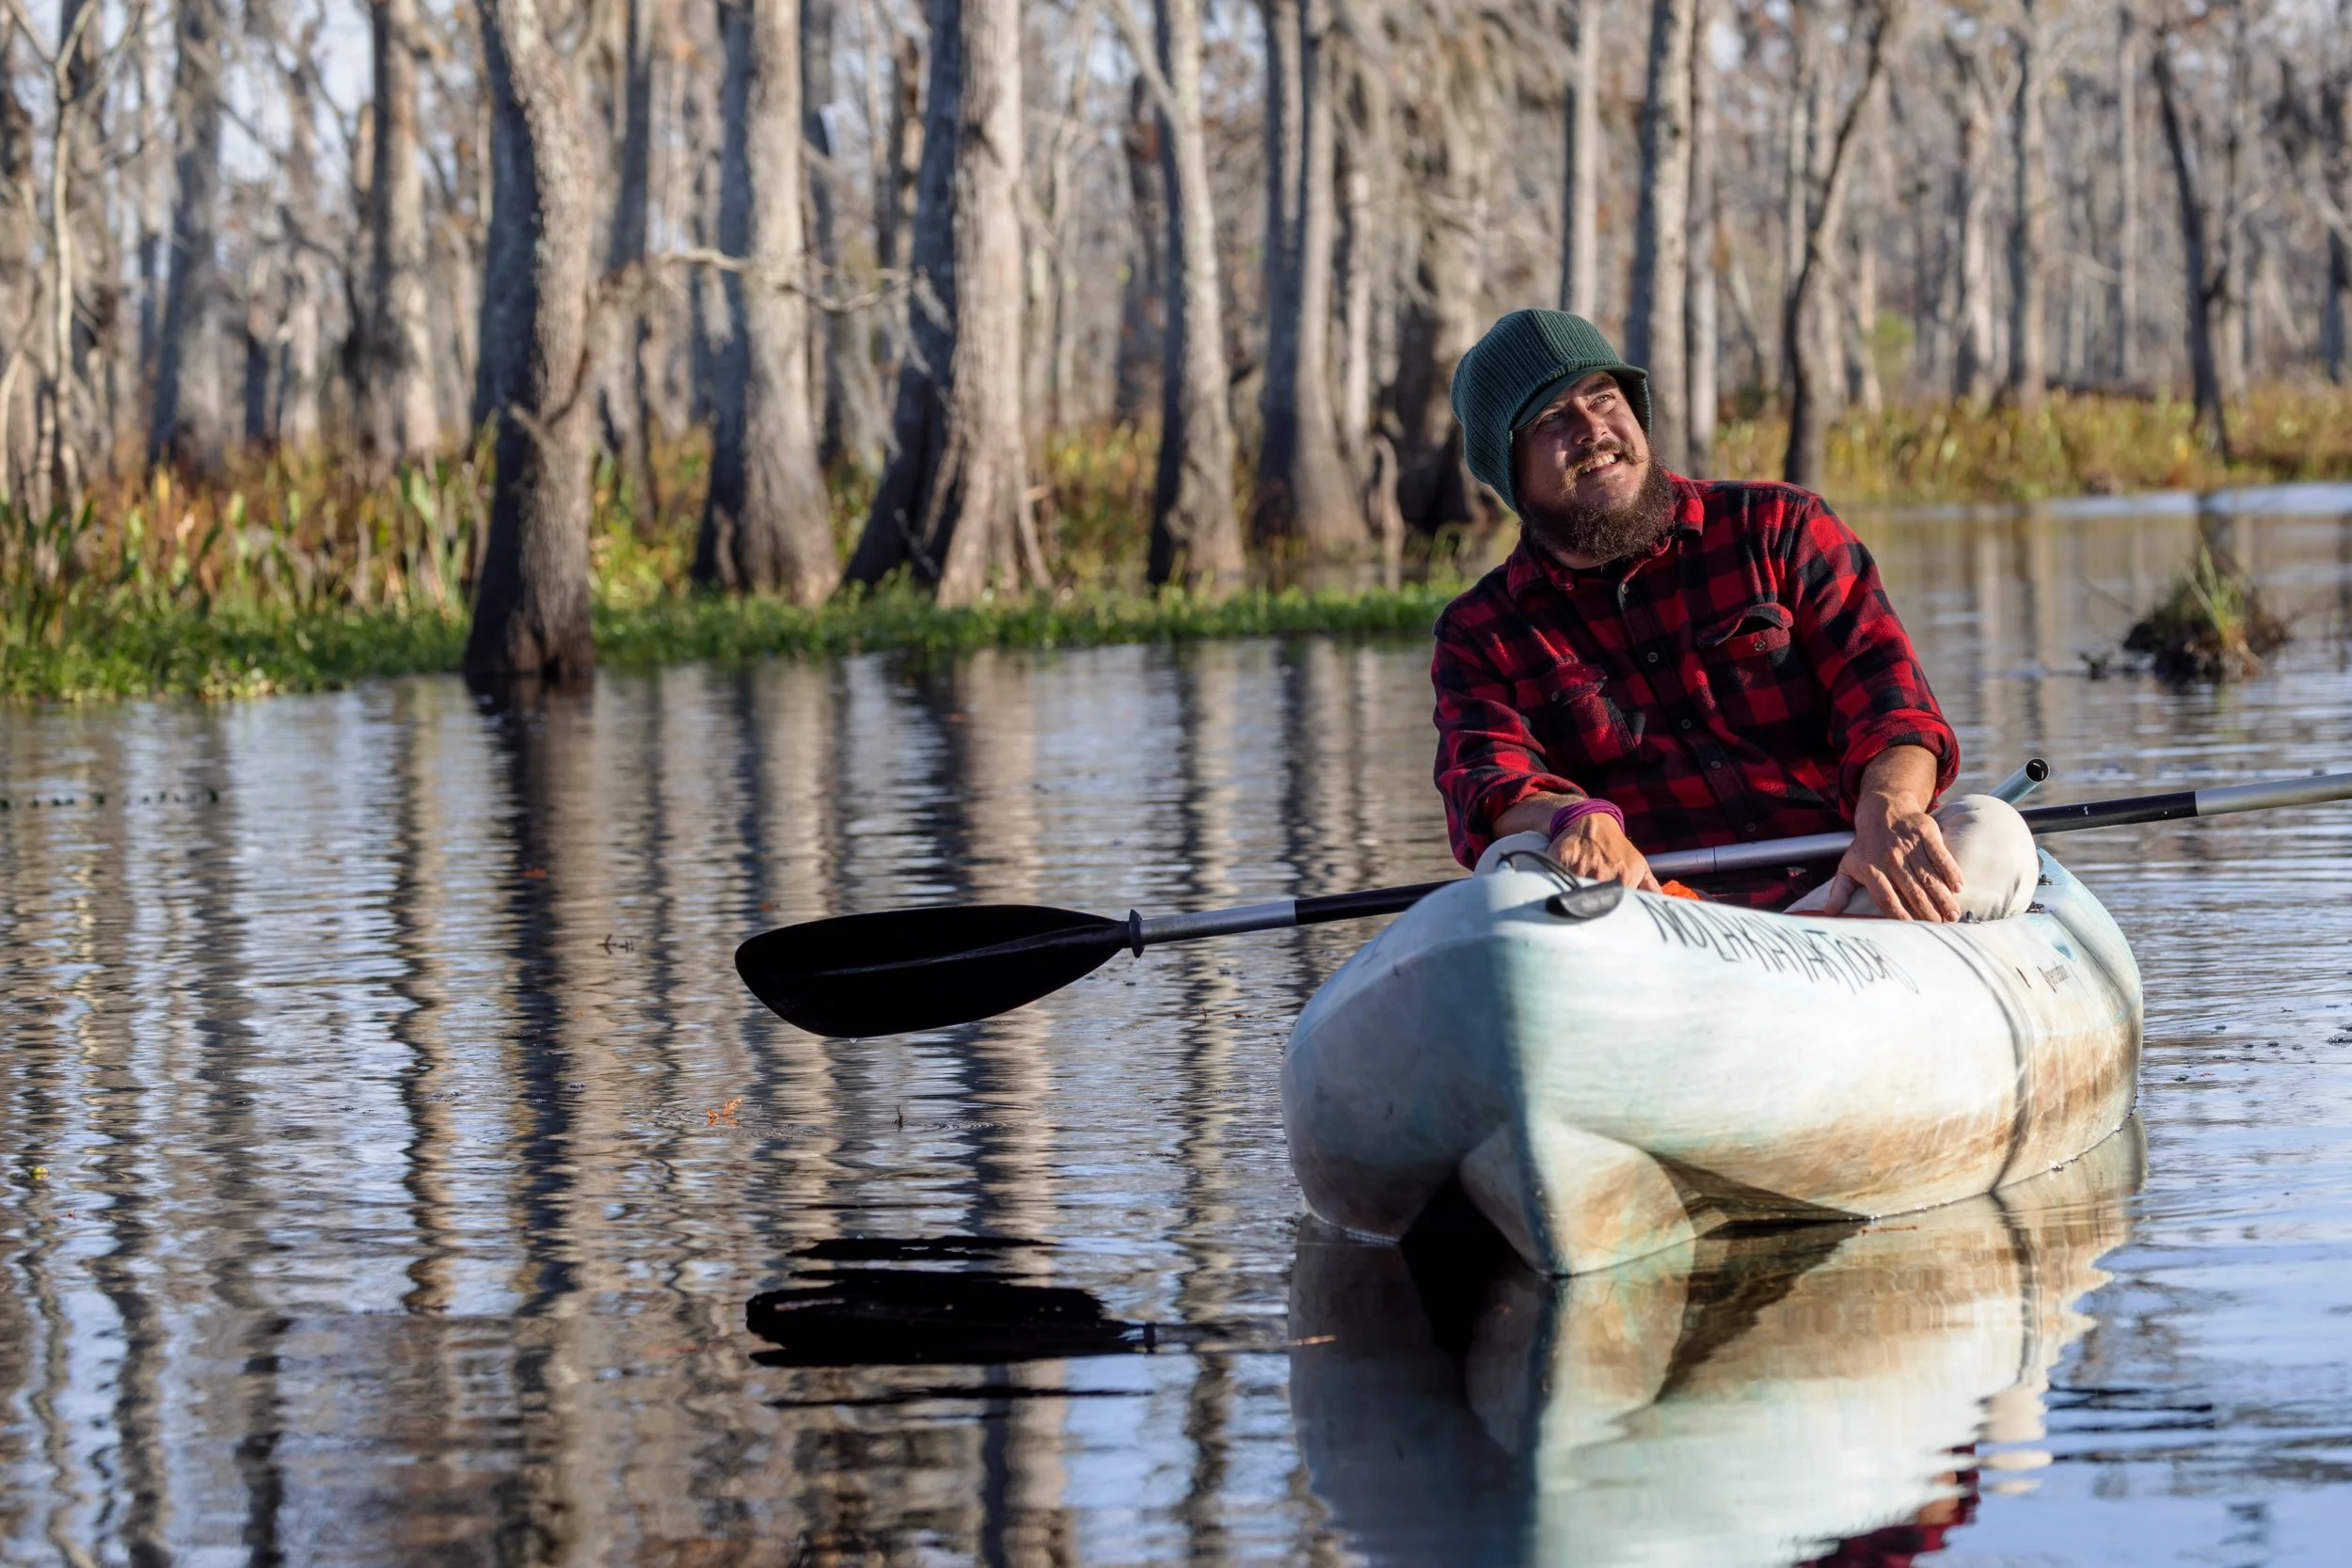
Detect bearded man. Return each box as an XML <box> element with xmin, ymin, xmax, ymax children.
<box><xmin>1432</xmin><ymin>309</ymin><xmax>2034</xmax><ymax>921</ymax></box>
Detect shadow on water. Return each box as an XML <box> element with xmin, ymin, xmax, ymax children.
<box><xmin>1291</xmin><ymin>1120</ymin><xmax>2147</xmax><ymax>1568</ymax></box>
<box><xmin>746</xmin><ymin>1236</ymin><xmax>1154</xmax><ymax>1369</ymax></box>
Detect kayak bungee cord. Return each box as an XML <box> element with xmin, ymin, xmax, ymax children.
<box><xmin>736</xmin><ymin>766</ymin><xmax>2352</xmax><ymax>1037</ymax></box>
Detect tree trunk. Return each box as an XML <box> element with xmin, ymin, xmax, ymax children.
<box><xmin>1685</xmin><ymin>0</ymin><xmax>1718</xmax><ymax>476</ymax></box>
<box><xmin>2328</xmin><ymin>229</ymin><xmax>2349</xmax><ymax>385</ymax></box>
<box><xmin>1783</xmin><ymin>0</ymin><xmax>1900</xmax><ymax>491</ymax></box>
<box><xmin>1334</xmin><ymin>34</ymin><xmax>1383</xmax><ymax>460</ymax></box>
<box><xmin>1391</xmin><ymin>14</ymin><xmax>1493</xmax><ymax>532</ymax></box>
<box><xmin>2115</xmin><ymin>7</ymin><xmax>2139</xmax><ymax>387</ymax></box>
<box><xmin>1117</xmin><ymin>0</ymin><xmax>1243</xmax><ymax>591</ymax></box>
<box><xmin>1559</xmin><ymin>0</ymin><xmax>1598</xmax><ymax>318</ymax></box>
<box><xmin>1627</xmin><ymin>0</ymin><xmax>1696</xmax><ymax>472</ymax></box>
<box><xmin>2007</xmin><ymin>0</ymin><xmax>2047</xmax><ymax>412</ymax></box>
<box><xmin>151</xmin><ymin>0</ymin><xmax>228</xmax><ymax>472</ymax></box>
<box><xmin>847</xmin><ymin>0</ymin><xmax>1041</xmax><ymax>603</ymax></box>
<box><xmin>276</xmin><ymin>25</ymin><xmax>324</xmax><ymax>448</ymax></box>
<box><xmin>464</xmin><ymin>0</ymin><xmax>598</xmax><ymax>682</ymax></box>
<box><xmin>1253</xmin><ymin>0</ymin><xmax>1361</xmax><ymax>555</ymax></box>
<box><xmin>694</xmin><ymin>0</ymin><xmax>837</xmax><ymax>601</ymax></box>
<box><xmin>1</xmin><ymin>44</ymin><xmax>36</xmax><ymax>505</ymax></box>
<box><xmin>1951</xmin><ymin>40</ymin><xmax>1996</xmax><ymax>404</ymax></box>
<box><xmin>61</xmin><ymin>0</ymin><xmax>119</xmax><ymax>471</ymax></box>
<box><xmin>366</xmin><ymin>0</ymin><xmax>441</xmax><ymax>465</ymax></box>
<box><xmin>2151</xmin><ymin>27</ymin><xmax>2230</xmax><ymax>456</ymax></box>
<box><xmin>805</xmin><ymin>0</ymin><xmax>886</xmax><ymax>472</ymax></box>
<box><xmin>1113</xmin><ymin>76</ymin><xmax>1165</xmax><ymax>424</ymax></box>
<box><xmin>878</xmin><ymin>30</ymin><xmax>923</xmax><ymax>278</ymax></box>
<box><xmin>2214</xmin><ymin>20</ymin><xmax>2253</xmax><ymax>404</ymax></box>
<box><xmin>597</xmin><ymin>0</ymin><xmax>660</xmax><ymax>515</ymax></box>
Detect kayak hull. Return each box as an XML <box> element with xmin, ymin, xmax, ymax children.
<box><xmin>1279</xmin><ymin>850</ymin><xmax>2142</xmax><ymax>1275</ymax></box>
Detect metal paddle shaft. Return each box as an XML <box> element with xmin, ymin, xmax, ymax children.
<box><xmin>1651</xmin><ymin>768</ymin><xmax>2352</xmax><ymax>880</ymax></box>
<box><xmin>738</xmin><ymin>767</ymin><xmax>2352</xmax><ymax>1036</ymax></box>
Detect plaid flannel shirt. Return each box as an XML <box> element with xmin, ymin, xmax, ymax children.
<box><xmin>1432</xmin><ymin>475</ymin><xmax>1959</xmax><ymax>906</ymax></box>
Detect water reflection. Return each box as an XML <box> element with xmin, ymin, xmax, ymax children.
<box><xmin>1292</xmin><ymin>1123</ymin><xmax>2143</xmax><ymax>1567</ymax></box>
<box><xmin>0</xmin><ymin>497</ymin><xmax>2348</xmax><ymax>1562</ymax></box>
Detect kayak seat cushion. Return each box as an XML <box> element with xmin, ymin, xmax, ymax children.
<box><xmin>1787</xmin><ymin>793</ymin><xmax>2037</xmax><ymax>922</ymax></box>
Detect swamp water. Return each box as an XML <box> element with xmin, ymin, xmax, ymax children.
<box><xmin>4</xmin><ymin>492</ymin><xmax>2351</xmax><ymax>1566</ymax></box>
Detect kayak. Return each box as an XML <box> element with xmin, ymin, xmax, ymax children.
<box><xmin>1279</xmin><ymin>844</ymin><xmax>2142</xmax><ymax>1275</ymax></box>
<box><xmin>1288</xmin><ymin>1118</ymin><xmax>2143</xmax><ymax>1566</ymax></box>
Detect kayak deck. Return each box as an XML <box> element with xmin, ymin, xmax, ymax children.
<box><xmin>1280</xmin><ymin>849</ymin><xmax>2142</xmax><ymax>1275</ymax></box>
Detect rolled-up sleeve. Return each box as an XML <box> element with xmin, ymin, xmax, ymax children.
<box><xmin>1787</xmin><ymin>503</ymin><xmax>1960</xmax><ymax>810</ymax></box>
<box><xmin>1432</xmin><ymin>612</ymin><xmax>1581</xmax><ymax>867</ymax></box>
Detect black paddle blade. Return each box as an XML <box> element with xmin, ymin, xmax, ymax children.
<box><xmin>735</xmin><ymin>904</ymin><xmax>1129</xmax><ymax>1037</ymax></box>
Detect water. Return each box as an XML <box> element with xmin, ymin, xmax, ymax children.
<box><xmin>3</xmin><ymin>495</ymin><xmax>2350</xmax><ymax>1566</ymax></box>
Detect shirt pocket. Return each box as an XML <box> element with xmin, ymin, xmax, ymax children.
<box><xmin>1695</xmin><ymin>599</ymin><xmax>1812</xmax><ymax>727</ymax></box>
<box><xmin>1696</xmin><ymin>599</ymin><xmax>1796</xmax><ymax>662</ymax></box>
<box><xmin>1532</xmin><ymin>661</ymin><xmax>1643</xmax><ymax>770</ymax></box>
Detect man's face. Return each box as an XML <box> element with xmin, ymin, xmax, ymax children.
<box><xmin>1509</xmin><ymin>371</ymin><xmax>1673</xmax><ymax>566</ymax></box>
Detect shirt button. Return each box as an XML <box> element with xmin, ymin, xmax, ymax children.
<box><xmin>1740</xmin><ymin>824</ymin><xmax>1758</xmax><ymax>835</ymax></box>
<box><xmin>1645</xmin><ymin>651</ymin><xmax>1660</xmax><ymax>664</ymax></box>
<box><xmin>1708</xmin><ymin>760</ymin><xmax>1723</xmax><ymax>769</ymax></box>
<box><xmin>1677</xmin><ymin>718</ymin><xmax>1693</xmax><ymax>731</ymax></box>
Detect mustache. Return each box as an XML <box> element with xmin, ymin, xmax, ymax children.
<box><xmin>1566</xmin><ymin>442</ymin><xmax>1635</xmax><ymax>479</ymax></box>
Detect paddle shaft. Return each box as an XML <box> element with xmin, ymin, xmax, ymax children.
<box><xmin>1132</xmin><ymin>768</ymin><xmax>2352</xmax><ymax>947</ymax></box>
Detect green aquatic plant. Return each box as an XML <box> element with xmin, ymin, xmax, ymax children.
<box><xmin>2123</xmin><ymin>542</ymin><xmax>2290</xmax><ymax>683</ymax></box>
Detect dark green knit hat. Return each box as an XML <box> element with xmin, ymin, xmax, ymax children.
<box><xmin>1449</xmin><ymin>309</ymin><xmax>1651</xmax><ymax>515</ymax></box>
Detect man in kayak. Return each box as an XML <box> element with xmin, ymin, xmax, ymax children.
<box><xmin>1432</xmin><ymin>309</ymin><xmax>2033</xmax><ymax>921</ymax></box>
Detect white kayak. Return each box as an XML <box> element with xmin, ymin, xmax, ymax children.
<box><xmin>1280</xmin><ymin>844</ymin><xmax>2142</xmax><ymax>1275</ymax></box>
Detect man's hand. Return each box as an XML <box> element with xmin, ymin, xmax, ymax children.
<box><xmin>1494</xmin><ymin>793</ymin><xmax>1660</xmax><ymax>892</ymax></box>
<box><xmin>1550</xmin><ymin>811</ymin><xmax>1661</xmax><ymax>892</ymax></box>
<box><xmin>1819</xmin><ymin>746</ymin><xmax>1963</xmax><ymax>921</ymax></box>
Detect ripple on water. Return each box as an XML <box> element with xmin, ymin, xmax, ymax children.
<box><xmin>0</xmin><ymin>504</ymin><xmax>2349</xmax><ymax>1563</ymax></box>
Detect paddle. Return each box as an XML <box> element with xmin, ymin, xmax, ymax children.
<box><xmin>737</xmin><ymin>768</ymin><xmax>2352</xmax><ymax>1037</ymax></box>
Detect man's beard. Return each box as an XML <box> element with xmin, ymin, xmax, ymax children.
<box><xmin>1521</xmin><ymin>457</ymin><xmax>1676</xmax><ymax>566</ymax></box>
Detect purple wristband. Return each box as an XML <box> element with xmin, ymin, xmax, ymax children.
<box><xmin>1546</xmin><ymin>797</ymin><xmax>1625</xmax><ymax>841</ymax></box>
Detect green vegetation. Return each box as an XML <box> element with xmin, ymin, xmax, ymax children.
<box><xmin>9</xmin><ymin>387</ymin><xmax>2350</xmax><ymax>702</ymax></box>
<box><xmin>2123</xmin><ymin>542</ymin><xmax>2291</xmax><ymax>683</ymax></box>
<box><xmin>1714</xmin><ymin>385</ymin><xmax>2352</xmax><ymax>503</ymax></box>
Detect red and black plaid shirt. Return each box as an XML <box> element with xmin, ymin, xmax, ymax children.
<box><xmin>1432</xmin><ymin>474</ymin><xmax>1958</xmax><ymax>907</ymax></box>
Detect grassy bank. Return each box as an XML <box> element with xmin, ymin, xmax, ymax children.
<box><xmin>8</xmin><ymin>386</ymin><xmax>2348</xmax><ymax>701</ymax></box>
<box><xmin>3</xmin><ymin>584</ymin><xmax>1463</xmax><ymax>703</ymax></box>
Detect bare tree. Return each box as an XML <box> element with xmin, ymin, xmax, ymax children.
<box><xmin>271</xmin><ymin>9</ymin><xmax>326</xmax><ymax>449</ymax></box>
<box><xmin>1629</xmin><ymin>0</ymin><xmax>1698</xmax><ymax>471</ymax></box>
<box><xmin>804</xmin><ymin>0</ymin><xmax>885</xmax><ymax>471</ymax></box>
<box><xmin>1254</xmin><ymin>0</ymin><xmax>1361</xmax><ymax>556</ymax></box>
<box><xmin>1330</xmin><ymin>8</ymin><xmax>1389</xmax><ymax>459</ymax></box>
<box><xmin>1686</xmin><ymin>0</ymin><xmax>1719</xmax><ymax>475</ymax></box>
<box><xmin>1107</xmin><ymin>0</ymin><xmax>1244</xmax><ymax>590</ymax></box>
<box><xmin>465</xmin><ymin>0</ymin><xmax>598</xmax><ymax>680</ymax></box>
<box><xmin>596</xmin><ymin>0</ymin><xmax>660</xmax><ymax>512</ymax></box>
<box><xmin>1391</xmin><ymin>8</ymin><xmax>1499</xmax><ymax>532</ymax></box>
<box><xmin>1783</xmin><ymin>0</ymin><xmax>1903</xmax><ymax>489</ymax></box>
<box><xmin>2151</xmin><ymin>11</ymin><xmax>2231</xmax><ymax>455</ymax></box>
<box><xmin>1112</xmin><ymin>75</ymin><xmax>1165</xmax><ymax>423</ymax></box>
<box><xmin>364</xmin><ymin>0</ymin><xmax>440</xmax><ymax>466</ymax></box>
<box><xmin>2</xmin><ymin>12</ymin><xmax>41</xmax><ymax>503</ymax></box>
<box><xmin>151</xmin><ymin>0</ymin><xmax>229</xmax><ymax>471</ymax></box>
<box><xmin>2324</xmin><ymin>2</ymin><xmax>2351</xmax><ymax>383</ymax></box>
<box><xmin>2008</xmin><ymin>0</ymin><xmax>2049</xmax><ymax>411</ymax></box>
<box><xmin>1946</xmin><ymin>27</ymin><xmax>1999</xmax><ymax>402</ymax></box>
<box><xmin>693</xmin><ymin>0</ymin><xmax>836</xmax><ymax>601</ymax></box>
<box><xmin>1558</xmin><ymin>0</ymin><xmax>1597</xmax><ymax>319</ymax></box>
<box><xmin>2116</xmin><ymin>4</ymin><xmax>2142</xmax><ymax>386</ymax></box>
<box><xmin>847</xmin><ymin>0</ymin><xmax>1043</xmax><ymax>602</ymax></box>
